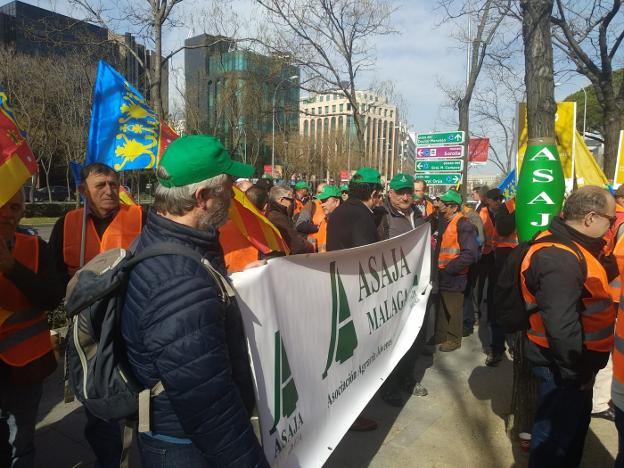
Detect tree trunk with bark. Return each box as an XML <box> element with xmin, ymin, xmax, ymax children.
<box><xmin>510</xmin><ymin>0</ymin><xmax>556</xmax><ymax>439</ymax></box>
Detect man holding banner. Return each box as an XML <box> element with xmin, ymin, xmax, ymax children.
<box><xmin>121</xmin><ymin>135</ymin><xmax>268</xmax><ymax>467</ymax></box>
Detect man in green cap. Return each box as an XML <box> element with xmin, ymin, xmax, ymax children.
<box><xmin>293</xmin><ymin>180</ymin><xmax>310</xmax><ymax>217</ymax></box>
<box><xmin>340</xmin><ymin>184</ymin><xmax>349</xmax><ymax>202</ymax></box>
<box><xmin>326</xmin><ymin>167</ymin><xmax>383</xmax><ymax>251</ymax></box>
<box><xmin>433</xmin><ymin>190</ymin><xmax>479</xmax><ymax>352</ymax></box>
<box><xmin>377</xmin><ymin>173</ymin><xmax>429</xmax><ymax>406</ymax></box>
<box><xmin>121</xmin><ymin>135</ymin><xmax>268</xmax><ymax>466</ymax></box>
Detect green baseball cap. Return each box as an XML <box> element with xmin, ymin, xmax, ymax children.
<box><xmin>317</xmin><ymin>185</ymin><xmax>342</xmax><ymax>201</ymax></box>
<box><xmin>294</xmin><ymin>181</ymin><xmax>310</xmax><ymax>190</ymax></box>
<box><xmin>339</xmin><ymin>184</ymin><xmax>349</xmax><ymax>192</ymax></box>
<box><xmin>389</xmin><ymin>173</ymin><xmax>414</xmax><ymax>191</ymax></box>
<box><xmin>157</xmin><ymin>135</ymin><xmax>254</xmax><ymax>188</ymax></box>
<box><xmin>351</xmin><ymin>167</ymin><xmax>381</xmax><ymax>184</ymax></box>
<box><xmin>440</xmin><ymin>190</ymin><xmax>462</xmax><ymax>205</ymax></box>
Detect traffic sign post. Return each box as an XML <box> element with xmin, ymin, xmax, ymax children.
<box><xmin>415</xmin><ymin>173</ymin><xmax>462</xmax><ymax>185</ymax></box>
<box><xmin>416</xmin><ymin>131</ymin><xmax>465</xmax><ymax>146</ymax></box>
<box><xmin>415</xmin><ymin>159</ymin><xmax>463</xmax><ymax>172</ymax></box>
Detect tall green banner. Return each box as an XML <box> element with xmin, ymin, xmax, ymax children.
<box><xmin>515</xmin><ymin>137</ymin><xmax>565</xmax><ymax>242</ymax></box>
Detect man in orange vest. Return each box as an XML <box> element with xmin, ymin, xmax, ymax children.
<box><xmin>484</xmin><ymin>188</ymin><xmax>518</xmax><ymax>366</ymax></box>
<box><xmin>433</xmin><ymin>190</ymin><xmax>479</xmax><ymax>352</ymax></box>
<box><xmin>295</xmin><ymin>183</ymin><xmax>327</xmax><ymax>247</ymax></box>
<box><xmin>522</xmin><ymin>186</ymin><xmax>616</xmax><ymax>467</ymax></box>
<box><xmin>413</xmin><ymin>178</ymin><xmax>435</xmax><ymax>219</ymax></box>
<box><xmin>293</xmin><ymin>180</ymin><xmax>310</xmax><ymax>217</ymax></box>
<box><xmin>1</xmin><ymin>188</ymin><xmax>64</xmax><ymax>467</ymax></box>
<box><xmin>49</xmin><ymin>162</ymin><xmax>144</xmax><ymax>468</ymax></box>
<box><xmin>307</xmin><ymin>185</ymin><xmax>342</xmax><ymax>253</ymax></box>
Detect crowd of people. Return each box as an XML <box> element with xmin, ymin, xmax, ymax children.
<box><xmin>1</xmin><ymin>133</ymin><xmax>623</xmax><ymax>467</ymax></box>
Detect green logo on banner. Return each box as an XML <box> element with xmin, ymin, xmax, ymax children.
<box><xmin>270</xmin><ymin>330</ymin><xmax>299</xmax><ymax>435</ymax></box>
<box><xmin>322</xmin><ymin>261</ymin><xmax>358</xmax><ymax>379</ymax></box>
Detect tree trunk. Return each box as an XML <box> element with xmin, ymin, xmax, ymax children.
<box><xmin>152</xmin><ymin>23</ymin><xmax>163</xmax><ymax>119</ymax></box>
<box><xmin>603</xmin><ymin>104</ymin><xmax>621</xmax><ymax>180</ymax></box>
<box><xmin>509</xmin><ymin>0</ymin><xmax>556</xmax><ymax>439</ymax></box>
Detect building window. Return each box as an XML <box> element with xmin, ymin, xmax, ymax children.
<box><xmin>318</xmin><ymin>107</ymin><xmax>322</xmax><ymax>114</ymax></box>
<box><xmin>347</xmin><ymin>103</ymin><xmax>351</xmax><ymax>111</ymax></box>
<box><xmin>332</xmin><ymin>105</ymin><xmax>336</xmax><ymax>113</ymax></box>
<box><xmin>310</xmin><ymin>108</ymin><xmax>315</xmax><ymax>115</ymax></box>
<box><xmin>325</xmin><ymin>106</ymin><xmax>329</xmax><ymax>113</ymax></box>
<box><xmin>390</xmin><ymin>110</ymin><xmax>393</xmax><ymax>118</ymax></box>
<box><xmin>340</xmin><ymin>104</ymin><xmax>344</xmax><ymax>112</ymax></box>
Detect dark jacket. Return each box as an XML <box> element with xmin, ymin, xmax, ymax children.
<box><xmin>121</xmin><ymin>211</ymin><xmax>267</xmax><ymax>467</ymax></box>
<box><xmin>524</xmin><ymin>217</ymin><xmax>611</xmax><ymax>383</ymax></box>
<box><xmin>266</xmin><ymin>201</ymin><xmax>314</xmax><ymax>254</ymax></box>
<box><xmin>436</xmin><ymin>214</ymin><xmax>479</xmax><ymax>292</ymax></box>
<box><xmin>326</xmin><ymin>197</ymin><xmax>380</xmax><ymax>251</ymax></box>
<box><xmin>378</xmin><ymin>198</ymin><xmax>424</xmax><ymax>240</ymax></box>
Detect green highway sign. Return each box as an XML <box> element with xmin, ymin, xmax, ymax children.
<box><xmin>416</xmin><ymin>131</ymin><xmax>465</xmax><ymax>146</ymax></box>
<box><xmin>415</xmin><ymin>173</ymin><xmax>462</xmax><ymax>185</ymax></box>
<box><xmin>415</xmin><ymin>159</ymin><xmax>463</xmax><ymax>172</ymax></box>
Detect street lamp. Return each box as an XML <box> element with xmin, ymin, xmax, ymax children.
<box><xmin>272</xmin><ymin>75</ymin><xmax>298</xmax><ymax>177</ymax></box>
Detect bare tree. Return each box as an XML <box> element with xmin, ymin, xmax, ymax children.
<box><xmin>437</xmin><ymin>0</ymin><xmax>514</xmax><ymax>198</ymax></box>
<box><xmin>550</xmin><ymin>0</ymin><xmax>624</xmax><ymax>178</ymax></box>
<box><xmin>255</xmin><ymin>0</ymin><xmax>396</xmax><ymax>157</ymax></box>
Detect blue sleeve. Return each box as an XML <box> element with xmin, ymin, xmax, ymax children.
<box><xmin>141</xmin><ymin>273</ymin><xmax>268</xmax><ymax>467</ymax></box>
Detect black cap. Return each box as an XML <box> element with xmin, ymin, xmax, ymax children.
<box><xmin>486</xmin><ymin>188</ymin><xmax>502</xmax><ymax>200</ymax></box>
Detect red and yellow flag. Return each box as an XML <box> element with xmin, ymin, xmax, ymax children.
<box><xmin>0</xmin><ymin>87</ymin><xmax>37</xmax><ymax>207</ymax></box>
<box><xmin>119</xmin><ymin>185</ymin><xmax>137</xmax><ymax>205</ymax></box>
<box><xmin>228</xmin><ymin>186</ymin><xmax>289</xmax><ymax>255</ymax></box>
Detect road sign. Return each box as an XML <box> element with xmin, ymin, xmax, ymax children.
<box><xmin>415</xmin><ymin>173</ymin><xmax>462</xmax><ymax>185</ymax></box>
<box><xmin>415</xmin><ymin>145</ymin><xmax>464</xmax><ymax>159</ymax></box>
<box><xmin>415</xmin><ymin>159</ymin><xmax>463</xmax><ymax>172</ymax></box>
<box><xmin>416</xmin><ymin>131</ymin><xmax>465</xmax><ymax>146</ymax></box>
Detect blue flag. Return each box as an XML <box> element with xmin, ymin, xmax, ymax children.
<box><xmin>86</xmin><ymin>60</ymin><xmax>177</xmax><ymax>172</ymax></box>
<box><xmin>498</xmin><ymin>169</ymin><xmax>517</xmax><ymax>200</ymax></box>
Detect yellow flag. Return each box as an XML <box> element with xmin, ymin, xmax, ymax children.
<box><xmin>517</xmin><ymin>102</ymin><xmax>576</xmax><ymax>178</ymax></box>
<box><xmin>614</xmin><ymin>130</ymin><xmax>624</xmax><ymax>186</ymax></box>
<box><xmin>574</xmin><ymin>130</ymin><xmax>608</xmax><ymax>187</ymax></box>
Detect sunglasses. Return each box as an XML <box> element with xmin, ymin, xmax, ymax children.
<box><xmin>591</xmin><ymin>211</ymin><xmax>617</xmax><ymax>227</ymax></box>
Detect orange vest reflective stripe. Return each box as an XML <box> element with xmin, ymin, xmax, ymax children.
<box><xmin>63</xmin><ymin>204</ymin><xmax>142</xmax><ymax>275</ymax></box>
<box><xmin>220</xmin><ymin>220</ymin><xmax>259</xmax><ymax>273</ymax></box>
<box><xmin>479</xmin><ymin>207</ymin><xmax>495</xmax><ymax>255</ymax></box>
<box><xmin>439</xmin><ymin>213</ymin><xmax>467</xmax><ymax>273</ymax></box>
<box><xmin>0</xmin><ymin>233</ymin><xmax>52</xmax><ymax>367</ymax></box>
<box><xmin>494</xmin><ymin>199</ymin><xmax>518</xmax><ymax>249</ymax></box>
<box><xmin>521</xmin><ymin>232</ymin><xmax>615</xmax><ymax>353</ymax></box>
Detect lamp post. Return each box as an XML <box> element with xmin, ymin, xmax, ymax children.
<box><xmin>272</xmin><ymin>75</ymin><xmax>298</xmax><ymax>177</ymax></box>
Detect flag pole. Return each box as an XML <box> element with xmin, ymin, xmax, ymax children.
<box><xmin>79</xmin><ymin>198</ymin><xmax>87</xmax><ymax>268</ymax></box>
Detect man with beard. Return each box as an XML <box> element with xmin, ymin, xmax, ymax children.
<box><xmin>121</xmin><ymin>135</ymin><xmax>268</xmax><ymax>467</ymax></box>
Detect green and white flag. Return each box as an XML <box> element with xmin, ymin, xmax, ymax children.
<box><xmin>233</xmin><ymin>224</ymin><xmax>432</xmax><ymax>467</ymax></box>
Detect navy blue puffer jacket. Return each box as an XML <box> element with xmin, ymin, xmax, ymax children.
<box><xmin>122</xmin><ymin>210</ymin><xmax>268</xmax><ymax>467</ymax></box>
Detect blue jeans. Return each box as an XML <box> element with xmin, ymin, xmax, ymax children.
<box><xmin>138</xmin><ymin>433</ymin><xmax>208</xmax><ymax>467</ymax></box>
<box><xmin>530</xmin><ymin>366</ymin><xmax>592</xmax><ymax>468</ymax></box>
<box><xmin>84</xmin><ymin>408</ymin><xmax>122</xmax><ymax>468</ymax></box>
<box><xmin>616</xmin><ymin>405</ymin><xmax>624</xmax><ymax>468</ymax></box>
<box><xmin>0</xmin><ymin>381</ymin><xmax>42</xmax><ymax>468</ymax></box>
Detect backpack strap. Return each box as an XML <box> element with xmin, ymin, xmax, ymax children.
<box><xmin>123</xmin><ymin>242</ymin><xmax>236</xmax><ymax>302</ymax></box>
<box><xmin>530</xmin><ymin>233</ymin><xmax>588</xmax><ymax>278</ymax></box>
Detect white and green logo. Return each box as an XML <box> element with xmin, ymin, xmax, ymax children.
<box><xmin>322</xmin><ymin>262</ymin><xmax>358</xmax><ymax>379</ymax></box>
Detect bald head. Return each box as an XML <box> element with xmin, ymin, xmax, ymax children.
<box><xmin>563</xmin><ymin>185</ymin><xmax>615</xmax><ymax>238</ymax></box>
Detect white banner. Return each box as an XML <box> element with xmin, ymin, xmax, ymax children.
<box><xmin>232</xmin><ymin>224</ymin><xmax>432</xmax><ymax>468</ymax></box>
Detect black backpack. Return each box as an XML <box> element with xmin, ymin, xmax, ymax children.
<box><xmin>64</xmin><ymin>242</ymin><xmax>235</xmax><ymax>428</ymax></box>
<box><xmin>492</xmin><ymin>233</ymin><xmax>586</xmax><ymax>333</ymax></box>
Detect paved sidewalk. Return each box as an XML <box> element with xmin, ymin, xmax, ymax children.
<box><xmin>34</xmin><ymin>325</ymin><xmax>618</xmax><ymax>467</ymax></box>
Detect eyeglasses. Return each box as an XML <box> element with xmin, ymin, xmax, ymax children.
<box><xmin>591</xmin><ymin>211</ymin><xmax>617</xmax><ymax>227</ymax></box>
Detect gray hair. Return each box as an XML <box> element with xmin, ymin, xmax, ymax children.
<box><xmin>269</xmin><ymin>184</ymin><xmax>293</xmax><ymax>202</ymax></box>
<box><xmin>563</xmin><ymin>186</ymin><xmax>612</xmax><ymax>221</ymax></box>
<box><xmin>153</xmin><ymin>166</ymin><xmax>229</xmax><ymax>216</ymax></box>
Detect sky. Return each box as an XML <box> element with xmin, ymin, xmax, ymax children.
<box><xmin>20</xmin><ymin>0</ymin><xmax>591</xmax><ymax>175</ymax></box>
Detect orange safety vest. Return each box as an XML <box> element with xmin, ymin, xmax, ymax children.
<box><xmin>0</xmin><ymin>233</ymin><xmax>52</xmax><ymax>367</ymax></box>
<box><xmin>521</xmin><ymin>232</ymin><xmax>615</xmax><ymax>353</ymax></box>
<box><xmin>63</xmin><ymin>204</ymin><xmax>143</xmax><ymax>275</ymax></box>
<box><xmin>613</xmin><ymin>294</ymin><xmax>624</xmax><ymax>401</ymax></box>
<box><xmin>438</xmin><ymin>213</ymin><xmax>468</xmax><ymax>274</ymax></box>
<box><xmin>605</xmin><ymin>204</ymin><xmax>624</xmax><ymax>254</ymax></box>
<box><xmin>294</xmin><ymin>199</ymin><xmax>304</xmax><ymax>216</ymax></box>
<box><xmin>606</xmin><ymin>205</ymin><xmax>624</xmax><ymax>302</ymax></box>
<box><xmin>309</xmin><ymin>218</ymin><xmax>328</xmax><ymax>253</ymax></box>
<box><xmin>479</xmin><ymin>206</ymin><xmax>495</xmax><ymax>255</ymax></box>
<box><xmin>493</xmin><ymin>198</ymin><xmax>518</xmax><ymax>249</ymax></box>
<box><xmin>220</xmin><ymin>220</ymin><xmax>259</xmax><ymax>273</ymax></box>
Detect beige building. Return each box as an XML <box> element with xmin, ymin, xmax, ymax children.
<box><xmin>299</xmin><ymin>90</ymin><xmax>410</xmax><ymax>182</ymax></box>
